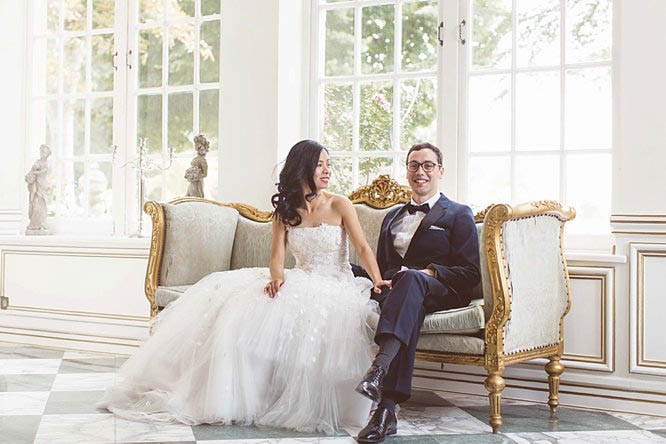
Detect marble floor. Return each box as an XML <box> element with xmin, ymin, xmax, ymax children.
<box><xmin>2</xmin><ymin>342</ymin><xmax>666</xmax><ymax>443</ymax></box>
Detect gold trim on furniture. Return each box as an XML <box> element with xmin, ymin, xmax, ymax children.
<box><xmin>349</xmin><ymin>174</ymin><xmax>412</xmax><ymax>208</ymax></box>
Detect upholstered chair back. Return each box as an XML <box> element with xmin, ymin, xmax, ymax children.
<box><xmin>160</xmin><ymin>202</ymin><xmax>239</xmax><ymax>287</ymax></box>
<box><xmin>230</xmin><ymin>217</ymin><xmax>296</xmax><ymax>269</ymax></box>
<box><xmin>349</xmin><ymin>205</ymin><xmax>395</xmax><ymax>263</ymax></box>
<box><xmin>499</xmin><ymin>215</ymin><xmax>568</xmax><ymax>354</ymax></box>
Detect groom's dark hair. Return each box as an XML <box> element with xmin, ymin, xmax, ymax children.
<box><xmin>406</xmin><ymin>142</ymin><xmax>443</xmax><ymax>165</ymax></box>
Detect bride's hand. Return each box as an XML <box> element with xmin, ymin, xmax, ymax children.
<box><xmin>372</xmin><ymin>279</ymin><xmax>392</xmax><ymax>294</ymax></box>
<box><xmin>265</xmin><ymin>279</ymin><xmax>284</xmax><ymax>298</ymax></box>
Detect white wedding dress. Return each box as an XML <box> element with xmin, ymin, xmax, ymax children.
<box><xmin>98</xmin><ymin>223</ymin><xmax>379</xmax><ymax>433</ymax></box>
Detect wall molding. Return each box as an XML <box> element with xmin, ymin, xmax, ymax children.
<box><xmin>630</xmin><ymin>242</ymin><xmax>666</xmax><ymax>376</ymax></box>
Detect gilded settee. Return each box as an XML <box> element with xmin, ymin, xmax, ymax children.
<box><xmin>143</xmin><ymin>175</ymin><xmax>575</xmax><ymax>433</ymax></box>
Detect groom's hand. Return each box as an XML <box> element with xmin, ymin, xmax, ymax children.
<box><xmin>420</xmin><ymin>268</ymin><xmax>436</xmax><ymax>278</ymax></box>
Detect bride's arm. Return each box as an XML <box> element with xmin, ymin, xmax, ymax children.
<box><xmin>266</xmin><ymin>217</ymin><xmax>287</xmax><ymax>298</ymax></box>
<box><xmin>335</xmin><ymin>196</ymin><xmax>391</xmax><ymax>292</ymax></box>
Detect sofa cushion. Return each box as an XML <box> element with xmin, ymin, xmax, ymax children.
<box><xmin>230</xmin><ymin>217</ymin><xmax>296</xmax><ymax>269</ymax></box>
<box><xmin>416</xmin><ymin>333</ymin><xmax>485</xmax><ymax>355</ymax></box>
<box><xmin>160</xmin><ymin>203</ymin><xmax>239</xmax><ymax>287</ymax></box>
<box><xmin>155</xmin><ymin>285</ymin><xmax>190</xmax><ymax>308</ymax></box>
<box><xmin>421</xmin><ymin>299</ymin><xmax>485</xmax><ymax>334</ymax></box>
<box><xmin>351</xmin><ymin>204</ymin><xmax>395</xmax><ymax>264</ymax></box>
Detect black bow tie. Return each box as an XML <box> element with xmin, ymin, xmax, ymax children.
<box><xmin>406</xmin><ymin>202</ymin><xmax>430</xmax><ymax>215</ymax></box>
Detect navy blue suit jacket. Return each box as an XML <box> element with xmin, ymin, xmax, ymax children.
<box><xmin>374</xmin><ymin>193</ymin><xmax>481</xmax><ymax>311</ymax></box>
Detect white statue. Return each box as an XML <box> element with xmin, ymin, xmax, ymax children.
<box><xmin>184</xmin><ymin>134</ymin><xmax>209</xmax><ymax>198</ymax></box>
<box><xmin>25</xmin><ymin>144</ymin><xmax>52</xmax><ymax>235</ymax></box>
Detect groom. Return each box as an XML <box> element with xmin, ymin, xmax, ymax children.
<box><xmin>353</xmin><ymin>143</ymin><xmax>481</xmax><ymax>443</ymax></box>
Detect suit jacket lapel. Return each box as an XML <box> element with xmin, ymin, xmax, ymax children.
<box><xmin>404</xmin><ymin>194</ymin><xmax>449</xmax><ymax>261</ymax></box>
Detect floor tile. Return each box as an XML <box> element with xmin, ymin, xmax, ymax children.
<box><xmin>654</xmin><ymin>430</ymin><xmax>666</xmax><ymax>439</ymax></box>
<box><xmin>44</xmin><ymin>390</ymin><xmax>108</xmax><ymax>414</ymax></box>
<box><xmin>0</xmin><ymin>358</ymin><xmax>62</xmax><ymax>375</ymax></box>
<box><xmin>0</xmin><ymin>391</ymin><xmax>50</xmax><ymax>415</ymax></box>
<box><xmin>460</xmin><ymin>404</ymin><xmax>640</xmax><ymax>433</ymax></box>
<box><xmin>439</xmin><ymin>391</ymin><xmax>537</xmax><ymax>408</ymax></box>
<box><xmin>407</xmin><ymin>390</ymin><xmax>454</xmax><ymax>407</ymax></box>
<box><xmin>197</xmin><ymin>439</ymin><xmax>356</xmax><ymax>444</ymax></box>
<box><xmin>431</xmin><ymin>434</ymin><xmax>514</xmax><ymax>443</ymax></box>
<box><xmin>62</xmin><ymin>350</ymin><xmax>113</xmax><ymax>360</ymax></box>
<box><xmin>58</xmin><ymin>357</ymin><xmax>119</xmax><ymax>374</ymax></box>
<box><xmin>399</xmin><ymin>404</ymin><xmax>492</xmax><ymax>435</ymax></box>
<box><xmin>33</xmin><ymin>413</ymin><xmax>115</xmax><ymax>443</ymax></box>
<box><xmin>0</xmin><ymin>374</ymin><xmax>56</xmax><ymax>392</ymax></box>
<box><xmin>115</xmin><ymin>416</ymin><xmax>196</xmax><ymax>442</ymax></box>
<box><xmin>0</xmin><ymin>415</ymin><xmax>42</xmax><ymax>444</ymax></box>
<box><xmin>51</xmin><ymin>372</ymin><xmax>115</xmax><ymax>391</ymax></box>
<box><xmin>191</xmin><ymin>423</ymin><xmax>335</xmax><ymax>441</ymax></box>
<box><xmin>506</xmin><ymin>429</ymin><xmax>666</xmax><ymax>443</ymax></box>
<box><xmin>0</xmin><ymin>345</ymin><xmax>64</xmax><ymax>360</ymax></box>
<box><xmin>607</xmin><ymin>411</ymin><xmax>666</xmax><ymax>430</ymax></box>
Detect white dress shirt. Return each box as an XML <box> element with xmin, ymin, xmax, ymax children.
<box><xmin>391</xmin><ymin>192</ymin><xmax>441</xmax><ymax>259</ymax></box>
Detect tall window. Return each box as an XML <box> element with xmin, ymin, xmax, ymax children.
<box><xmin>28</xmin><ymin>0</ymin><xmax>221</xmax><ymax>235</ymax></box>
<box><xmin>313</xmin><ymin>0</ymin><xmax>440</xmax><ymax>194</ymax></box>
<box><xmin>312</xmin><ymin>0</ymin><xmax>613</xmax><ymax>243</ymax></box>
<box><xmin>464</xmin><ymin>0</ymin><xmax>612</xmax><ymax>235</ymax></box>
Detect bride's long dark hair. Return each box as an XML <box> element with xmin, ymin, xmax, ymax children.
<box><xmin>271</xmin><ymin>140</ymin><xmax>327</xmax><ymax>227</ymax></box>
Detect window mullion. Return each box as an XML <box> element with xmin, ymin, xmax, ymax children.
<box><xmin>559</xmin><ymin>0</ymin><xmax>567</xmax><ymax>206</ymax></box>
<box><xmin>392</xmin><ymin>2</ymin><xmax>402</xmax><ymax>153</ymax></box>
<box><xmin>352</xmin><ymin>4</ymin><xmax>362</xmax><ymax>189</ymax></box>
<box><xmin>510</xmin><ymin>0</ymin><xmax>517</xmax><ymax>204</ymax></box>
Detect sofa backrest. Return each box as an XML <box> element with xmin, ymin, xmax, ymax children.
<box><xmin>160</xmin><ymin>202</ymin><xmax>239</xmax><ymax>287</ymax></box>
<box><xmin>230</xmin><ymin>217</ymin><xmax>296</xmax><ymax>269</ymax></box>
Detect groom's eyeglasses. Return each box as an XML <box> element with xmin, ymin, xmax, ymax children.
<box><xmin>406</xmin><ymin>161</ymin><xmax>441</xmax><ymax>173</ymax></box>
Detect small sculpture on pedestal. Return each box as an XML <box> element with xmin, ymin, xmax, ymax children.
<box><xmin>25</xmin><ymin>144</ymin><xmax>52</xmax><ymax>235</ymax></box>
<box><xmin>185</xmin><ymin>134</ymin><xmax>209</xmax><ymax>198</ymax></box>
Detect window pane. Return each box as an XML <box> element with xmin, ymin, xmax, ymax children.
<box><xmin>140</xmin><ymin>0</ymin><xmax>163</xmax><ymax>24</ymax></box>
<box><xmin>360</xmin><ymin>82</ymin><xmax>393</xmax><ymax>151</ymax></box>
<box><xmin>517</xmin><ymin>0</ymin><xmax>560</xmax><ymax>67</ymax></box>
<box><xmin>64</xmin><ymin>37</ymin><xmax>86</xmax><ymax>94</ymax></box>
<box><xmin>167</xmin><ymin>157</ymin><xmax>191</xmax><ymax>200</ymax></box>
<box><xmin>92</xmin><ymin>34</ymin><xmax>115</xmax><ymax>92</ymax></box>
<box><xmin>514</xmin><ymin>155</ymin><xmax>560</xmax><ymax>202</ymax></box>
<box><xmin>401</xmin><ymin>1</ymin><xmax>438</xmax><ymax>72</ymax></box>
<box><xmin>169</xmin><ymin>0</ymin><xmax>195</xmax><ymax>19</ymax></box>
<box><xmin>566</xmin><ymin>67</ymin><xmax>611</xmax><ymax>150</ymax></box>
<box><xmin>199</xmin><ymin>89</ymin><xmax>219</xmax><ymax>152</ymax></box>
<box><xmin>566</xmin><ymin>0</ymin><xmax>612</xmax><ymax>64</ymax></box>
<box><xmin>516</xmin><ymin>71</ymin><xmax>559</xmax><ymax>150</ymax></box>
<box><xmin>200</xmin><ymin>20</ymin><xmax>220</xmax><ymax>83</ymax></box>
<box><xmin>62</xmin><ymin>161</ymin><xmax>85</xmax><ymax>217</ymax></box>
<box><xmin>64</xmin><ymin>0</ymin><xmax>87</xmax><ymax>32</ymax></box>
<box><xmin>468</xmin><ymin>74</ymin><xmax>510</xmax><ymax>152</ymax></box>
<box><xmin>33</xmin><ymin>38</ymin><xmax>60</xmax><ymax>96</ymax></box>
<box><xmin>359</xmin><ymin>157</ymin><xmax>392</xmax><ymax>186</ymax></box>
<box><xmin>321</xmin><ymin>83</ymin><xmax>353</xmax><ymax>152</ymax></box>
<box><xmin>566</xmin><ymin>153</ymin><xmax>611</xmax><ymax>233</ymax></box>
<box><xmin>93</xmin><ymin>0</ymin><xmax>115</xmax><ymax>29</ymax></box>
<box><xmin>168</xmin><ymin>92</ymin><xmax>193</xmax><ymax>153</ymax></box>
<box><xmin>202</xmin><ymin>0</ymin><xmax>220</xmax><ymax>16</ymax></box>
<box><xmin>139</xmin><ymin>30</ymin><xmax>163</xmax><ymax>88</ymax></box>
<box><xmin>145</xmin><ymin>162</ymin><xmax>163</xmax><ymax>201</ymax></box>
<box><xmin>323</xmin><ymin>8</ymin><xmax>354</xmax><ymax>77</ymax></box>
<box><xmin>91</xmin><ymin>97</ymin><xmax>113</xmax><ymax>154</ymax></box>
<box><xmin>33</xmin><ymin>0</ymin><xmax>60</xmax><ymax>34</ymax></box>
<box><xmin>63</xmin><ymin>99</ymin><xmax>85</xmax><ymax>157</ymax></box>
<box><xmin>168</xmin><ymin>24</ymin><xmax>195</xmax><ymax>86</ymax></box>
<box><xmin>87</xmin><ymin>162</ymin><xmax>113</xmax><ymax>217</ymax></box>
<box><xmin>471</xmin><ymin>0</ymin><xmax>512</xmax><ymax>70</ymax></box>
<box><xmin>362</xmin><ymin>4</ymin><xmax>395</xmax><ymax>74</ymax></box>
<box><xmin>138</xmin><ymin>94</ymin><xmax>162</xmax><ymax>154</ymax></box>
<box><xmin>329</xmin><ymin>156</ymin><xmax>352</xmax><ymax>195</ymax></box>
<box><xmin>33</xmin><ymin>101</ymin><xmax>59</xmax><ymax>155</ymax></box>
<box><xmin>469</xmin><ymin>156</ymin><xmax>511</xmax><ymax>211</ymax></box>
<box><xmin>400</xmin><ymin>78</ymin><xmax>437</xmax><ymax>150</ymax></box>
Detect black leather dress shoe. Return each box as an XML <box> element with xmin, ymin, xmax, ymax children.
<box><xmin>355</xmin><ymin>364</ymin><xmax>385</xmax><ymax>403</ymax></box>
<box><xmin>357</xmin><ymin>405</ymin><xmax>397</xmax><ymax>443</ymax></box>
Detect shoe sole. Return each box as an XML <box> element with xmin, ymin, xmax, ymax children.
<box><xmin>356</xmin><ymin>427</ymin><xmax>397</xmax><ymax>443</ymax></box>
<box><xmin>355</xmin><ymin>381</ymin><xmax>382</xmax><ymax>403</ymax></box>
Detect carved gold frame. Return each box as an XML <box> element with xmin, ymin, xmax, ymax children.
<box><xmin>143</xmin><ymin>176</ymin><xmax>575</xmax><ymax>433</ymax></box>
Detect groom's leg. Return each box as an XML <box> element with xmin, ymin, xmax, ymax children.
<box><xmin>375</xmin><ymin>270</ymin><xmax>449</xmax><ymax>403</ymax></box>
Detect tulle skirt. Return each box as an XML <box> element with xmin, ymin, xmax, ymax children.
<box><xmin>97</xmin><ymin>267</ymin><xmax>379</xmax><ymax>434</ymax></box>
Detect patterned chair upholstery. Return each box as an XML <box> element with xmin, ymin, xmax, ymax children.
<box><xmin>144</xmin><ymin>175</ymin><xmax>575</xmax><ymax>433</ymax></box>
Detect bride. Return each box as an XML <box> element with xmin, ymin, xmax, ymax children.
<box><xmin>98</xmin><ymin>140</ymin><xmax>391</xmax><ymax>433</ymax></box>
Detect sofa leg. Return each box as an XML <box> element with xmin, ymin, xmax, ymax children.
<box><xmin>545</xmin><ymin>354</ymin><xmax>564</xmax><ymax>414</ymax></box>
<box><xmin>484</xmin><ymin>371</ymin><xmax>505</xmax><ymax>433</ymax></box>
